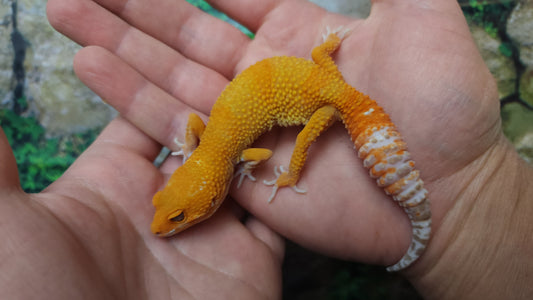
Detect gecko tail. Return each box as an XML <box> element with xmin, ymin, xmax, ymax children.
<box><xmin>351</xmin><ymin>124</ymin><xmax>432</xmax><ymax>272</ymax></box>
<box><xmin>385</xmin><ymin>177</ymin><xmax>432</xmax><ymax>272</ymax></box>
<box><xmin>386</xmin><ymin>209</ymin><xmax>432</xmax><ymax>272</ymax></box>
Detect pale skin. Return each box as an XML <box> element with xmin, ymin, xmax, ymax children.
<box><xmin>0</xmin><ymin>0</ymin><xmax>530</xmax><ymax>299</ymax></box>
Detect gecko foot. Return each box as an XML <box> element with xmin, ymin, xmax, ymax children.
<box><xmin>263</xmin><ymin>166</ymin><xmax>306</xmax><ymax>203</ymax></box>
<box><xmin>170</xmin><ymin>137</ymin><xmax>193</xmax><ymax>164</ymax></box>
<box><xmin>322</xmin><ymin>25</ymin><xmax>351</xmax><ymax>42</ymax></box>
<box><xmin>234</xmin><ymin>167</ymin><xmax>257</xmax><ymax>188</ymax></box>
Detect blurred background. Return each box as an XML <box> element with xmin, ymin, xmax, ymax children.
<box><xmin>0</xmin><ymin>0</ymin><xmax>531</xmax><ymax>298</ymax></box>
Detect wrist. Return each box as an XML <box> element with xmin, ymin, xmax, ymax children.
<box><xmin>409</xmin><ymin>136</ymin><xmax>533</xmax><ymax>299</ymax></box>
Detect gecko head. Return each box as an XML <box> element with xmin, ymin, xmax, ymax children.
<box><xmin>150</xmin><ymin>163</ymin><xmax>230</xmax><ymax>237</ymax></box>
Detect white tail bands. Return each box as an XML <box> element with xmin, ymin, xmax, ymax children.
<box><xmin>386</xmin><ymin>218</ymin><xmax>431</xmax><ymax>272</ymax></box>
<box><xmin>356</xmin><ymin>126</ymin><xmax>431</xmax><ymax>271</ymax></box>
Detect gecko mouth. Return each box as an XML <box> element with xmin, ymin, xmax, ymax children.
<box><xmin>154</xmin><ymin>227</ymin><xmax>177</xmax><ymax>237</ymax></box>
<box><xmin>154</xmin><ymin>219</ymin><xmax>198</xmax><ymax>237</ymax></box>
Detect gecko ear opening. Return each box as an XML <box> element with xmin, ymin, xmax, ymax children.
<box><xmin>168</xmin><ymin>210</ymin><xmax>185</xmax><ymax>223</ymax></box>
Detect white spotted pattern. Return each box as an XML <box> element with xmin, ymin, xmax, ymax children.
<box><xmin>357</xmin><ymin>126</ymin><xmax>431</xmax><ymax>272</ymax></box>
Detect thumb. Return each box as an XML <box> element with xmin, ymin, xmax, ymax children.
<box><xmin>0</xmin><ymin>128</ymin><xmax>21</xmax><ymax>189</ymax></box>
<box><xmin>245</xmin><ymin>217</ymin><xmax>285</xmax><ymax>261</ymax></box>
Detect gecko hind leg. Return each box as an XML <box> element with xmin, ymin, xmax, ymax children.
<box><xmin>263</xmin><ymin>105</ymin><xmax>339</xmax><ymax>202</ymax></box>
<box><xmin>312</xmin><ymin>28</ymin><xmax>350</xmax><ymax>79</ymax></box>
<box><xmin>322</xmin><ymin>25</ymin><xmax>351</xmax><ymax>42</ymax></box>
<box><xmin>263</xmin><ymin>166</ymin><xmax>307</xmax><ymax>203</ymax></box>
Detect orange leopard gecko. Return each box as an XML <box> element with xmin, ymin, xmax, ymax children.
<box><xmin>151</xmin><ymin>31</ymin><xmax>431</xmax><ymax>272</ymax></box>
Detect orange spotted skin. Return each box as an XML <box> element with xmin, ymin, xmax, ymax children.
<box><xmin>151</xmin><ymin>33</ymin><xmax>431</xmax><ymax>271</ymax></box>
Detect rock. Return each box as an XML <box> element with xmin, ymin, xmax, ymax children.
<box><xmin>507</xmin><ymin>0</ymin><xmax>533</xmax><ymax>67</ymax></box>
<box><xmin>1</xmin><ymin>0</ymin><xmax>116</xmax><ymax>137</ymax></box>
<box><xmin>501</xmin><ymin>102</ymin><xmax>533</xmax><ymax>143</ymax></box>
<box><xmin>515</xmin><ymin>132</ymin><xmax>533</xmax><ymax>164</ymax></box>
<box><xmin>471</xmin><ymin>26</ymin><xmax>517</xmax><ymax>99</ymax></box>
<box><xmin>519</xmin><ymin>66</ymin><xmax>533</xmax><ymax>107</ymax></box>
<box><xmin>308</xmin><ymin>0</ymin><xmax>371</xmax><ymax>19</ymax></box>
<box><xmin>0</xmin><ymin>0</ymin><xmax>15</xmax><ymax>105</ymax></box>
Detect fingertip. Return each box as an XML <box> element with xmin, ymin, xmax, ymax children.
<box><xmin>47</xmin><ymin>0</ymin><xmax>87</xmax><ymax>39</ymax></box>
<box><xmin>46</xmin><ymin>0</ymin><xmax>71</xmax><ymax>31</ymax></box>
<box><xmin>72</xmin><ymin>46</ymin><xmax>110</xmax><ymax>83</ymax></box>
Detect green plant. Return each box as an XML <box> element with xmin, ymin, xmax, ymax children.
<box><xmin>0</xmin><ymin>109</ymin><xmax>97</xmax><ymax>192</ymax></box>
<box><xmin>186</xmin><ymin>0</ymin><xmax>254</xmax><ymax>38</ymax></box>
<box><xmin>462</xmin><ymin>0</ymin><xmax>514</xmax><ymax>37</ymax></box>
<box><xmin>499</xmin><ymin>41</ymin><xmax>514</xmax><ymax>58</ymax></box>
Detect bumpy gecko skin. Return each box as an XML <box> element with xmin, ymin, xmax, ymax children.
<box><xmin>151</xmin><ymin>32</ymin><xmax>431</xmax><ymax>272</ymax></box>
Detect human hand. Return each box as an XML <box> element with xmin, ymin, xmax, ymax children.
<box><xmin>0</xmin><ymin>101</ymin><xmax>282</xmax><ymax>297</ymax></box>
<box><xmin>46</xmin><ymin>0</ymin><xmax>533</xmax><ymax>298</ymax></box>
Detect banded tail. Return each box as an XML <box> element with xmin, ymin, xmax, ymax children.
<box><xmin>354</xmin><ymin>124</ymin><xmax>431</xmax><ymax>272</ymax></box>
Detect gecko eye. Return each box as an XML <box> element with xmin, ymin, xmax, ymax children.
<box><xmin>168</xmin><ymin>211</ymin><xmax>185</xmax><ymax>223</ymax></box>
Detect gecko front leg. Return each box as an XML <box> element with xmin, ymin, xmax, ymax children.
<box><xmin>234</xmin><ymin>148</ymin><xmax>273</xmax><ymax>188</ymax></box>
<box><xmin>171</xmin><ymin>113</ymin><xmax>206</xmax><ymax>163</ymax></box>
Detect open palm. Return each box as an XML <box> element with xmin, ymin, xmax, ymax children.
<box><xmin>1</xmin><ymin>119</ymin><xmax>283</xmax><ymax>299</ymax></box>
<box><xmin>0</xmin><ymin>0</ymin><xmax>506</xmax><ymax>298</ymax></box>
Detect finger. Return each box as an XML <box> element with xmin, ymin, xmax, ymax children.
<box><xmin>207</xmin><ymin>0</ymin><xmax>282</xmax><ymax>32</ymax></box>
<box><xmin>46</xmin><ymin>117</ymin><xmax>162</xmax><ymax>235</ymax></box>
<box><xmin>208</xmin><ymin>0</ymin><xmax>356</xmax><ymax>74</ymax></box>
<box><xmin>73</xmin><ymin>46</ymin><xmax>220</xmax><ymax>147</ymax></box>
<box><xmin>56</xmin><ymin>117</ymin><xmax>161</xmax><ymax>198</ymax></box>
<box><xmin>223</xmin><ymin>199</ymin><xmax>285</xmax><ymax>260</ymax></box>
<box><xmin>245</xmin><ymin>217</ymin><xmax>285</xmax><ymax>261</ymax></box>
<box><xmin>208</xmin><ymin>0</ymin><xmax>337</xmax><ymax>36</ymax></box>
<box><xmin>371</xmin><ymin>0</ymin><xmax>465</xmax><ymax>17</ymax></box>
<box><xmin>0</xmin><ymin>128</ymin><xmax>21</xmax><ymax>189</ymax></box>
<box><xmin>94</xmin><ymin>0</ymin><xmax>250</xmax><ymax>77</ymax></box>
<box><xmin>49</xmin><ymin>0</ymin><xmax>230</xmax><ymax>102</ymax></box>
<box><xmin>91</xmin><ymin>117</ymin><xmax>161</xmax><ymax>162</ymax></box>
<box><xmin>47</xmin><ymin>0</ymin><xmax>249</xmax><ymax>78</ymax></box>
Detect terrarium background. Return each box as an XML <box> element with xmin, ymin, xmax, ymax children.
<box><xmin>0</xmin><ymin>0</ymin><xmax>530</xmax><ymax>299</ymax></box>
